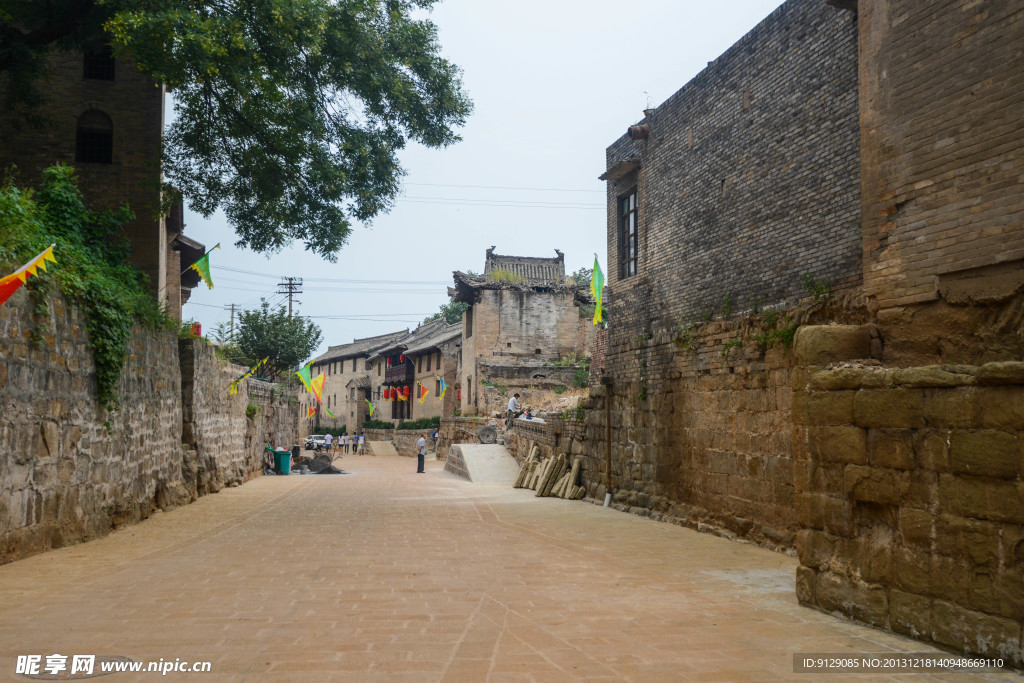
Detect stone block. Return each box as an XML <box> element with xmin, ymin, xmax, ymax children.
<box><xmin>853</xmin><ymin>389</ymin><xmax>925</xmax><ymax>429</ymax></box>
<box><xmin>930</xmin><ymin>600</ymin><xmax>1023</xmax><ymax>663</ymax></box>
<box><xmin>950</xmin><ymin>430</ymin><xmax>1020</xmax><ymax>479</ymax></box>
<box><xmin>923</xmin><ymin>387</ymin><xmax>980</xmax><ymax>429</ymax></box>
<box><xmin>815</xmin><ymin>571</ymin><xmax>889</xmax><ymax>628</ymax></box>
<box><xmin>809</xmin><ymin>425</ymin><xmax>866</xmax><ymax>464</ymax></box>
<box><xmin>795</xmin><ymin>566</ymin><xmax>816</xmax><ymax>605</ymax></box>
<box><xmin>898</xmin><ymin>507</ymin><xmax>933</xmax><ymax>548</ymax></box>
<box><xmin>795</xmin><ymin>528</ymin><xmax>835</xmax><ymax>570</ymax></box>
<box><xmin>889</xmin><ymin>589</ymin><xmax>932</xmax><ymax>640</ymax></box>
<box><xmin>979</xmin><ymin>386</ymin><xmax>1024</xmax><ymax>430</ymax></box>
<box><xmin>844</xmin><ymin>465</ymin><xmax>907</xmax><ymax>505</ymax></box>
<box><xmin>808</xmin><ymin>367</ymin><xmax>865</xmax><ymax>391</ymax></box>
<box><xmin>794</xmin><ymin>325</ymin><xmax>873</xmax><ymax>366</ymax></box>
<box><xmin>893</xmin><ymin>547</ymin><xmax>931</xmax><ymax>596</ymax></box>
<box><xmin>939</xmin><ymin>475</ymin><xmax>1024</xmax><ymax>524</ymax></box>
<box><xmin>975</xmin><ymin>361</ymin><xmax>1024</xmax><ymax>385</ymax></box>
<box><xmin>935</xmin><ymin>515</ymin><xmax>1000</xmax><ymax>568</ymax></box>
<box><xmin>913</xmin><ymin>429</ymin><xmax>950</xmax><ymax>472</ymax></box>
<box><xmin>804</xmin><ymin>390</ymin><xmax>855</xmax><ymax>425</ymax></box>
<box><xmin>867</xmin><ymin>428</ymin><xmax>914</xmax><ymax>470</ymax></box>
<box><xmin>894</xmin><ymin>366</ymin><xmax>975</xmax><ymax>388</ymax></box>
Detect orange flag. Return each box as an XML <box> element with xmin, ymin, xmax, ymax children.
<box><xmin>306</xmin><ymin>405</ymin><xmax>316</xmax><ymax>418</ymax></box>
<box><xmin>0</xmin><ymin>244</ymin><xmax>56</xmax><ymax>307</ymax></box>
<box><xmin>310</xmin><ymin>372</ymin><xmax>326</xmax><ymax>404</ymax></box>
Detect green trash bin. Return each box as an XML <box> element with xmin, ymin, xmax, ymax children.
<box><xmin>273</xmin><ymin>450</ymin><xmax>291</xmax><ymax>475</ymax></box>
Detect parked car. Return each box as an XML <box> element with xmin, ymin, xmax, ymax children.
<box><xmin>304</xmin><ymin>435</ymin><xmax>327</xmax><ymax>450</ymax></box>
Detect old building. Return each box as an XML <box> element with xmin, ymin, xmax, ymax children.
<box><xmin>368</xmin><ymin>318</ymin><xmax>462</xmax><ymax>423</ymax></box>
<box><xmin>0</xmin><ymin>49</ymin><xmax>203</xmax><ymax>317</ymax></box>
<box><xmin>450</xmin><ymin>248</ymin><xmax>594</xmax><ymax>417</ymax></box>
<box><xmin>307</xmin><ymin>330</ymin><xmax>408</xmax><ymax>434</ymax></box>
<box><xmin>587</xmin><ymin>0</ymin><xmax>1024</xmax><ymax>663</ymax></box>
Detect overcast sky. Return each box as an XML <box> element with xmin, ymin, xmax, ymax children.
<box><xmin>180</xmin><ymin>0</ymin><xmax>785</xmax><ymax>357</ymax></box>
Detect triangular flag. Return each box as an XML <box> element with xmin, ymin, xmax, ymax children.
<box><xmin>0</xmin><ymin>244</ymin><xmax>57</xmax><ymax>307</ymax></box>
<box><xmin>295</xmin><ymin>362</ymin><xmax>313</xmax><ymax>391</ymax></box>
<box><xmin>365</xmin><ymin>399</ymin><xmax>375</xmax><ymax>418</ymax></box>
<box><xmin>189</xmin><ymin>243</ymin><xmax>220</xmax><ymax>290</ymax></box>
<box><xmin>590</xmin><ymin>254</ymin><xmax>605</xmax><ymax>325</ymax></box>
<box><xmin>306</xmin><ymin>406</ymin><xmax>316</xmax><ymax>418</ymax></box>
<box><xmin>310</xmin><ymin>372</ymin><xmax>326</xmax><ymax>404</ymax></box>
<box><xmin>418</xmin><ymin>383</ymin><xmax>429</xmax><ymax>404</ymax></box>
<box><xmin>325</xmin><ymin>408</ymin><xmax>337</xmax><ymax>419</ymax></box>
<box><xmin>437</xmin><ymin>377</ymin><xmax>448</xmax><ymax>399</ymax></box>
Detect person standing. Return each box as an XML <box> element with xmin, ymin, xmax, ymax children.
<box><xmin>343</xmin><ymin>433</ymin><xmax>350</xmax><ymax>454</ymax></box>
<box><xmin>324</xmin><ymin>432</ymin><xmax>333</xmax><ymax>453</ymax></box>
<box><xmin>358</xmin><ymin>433</ymin><xmax>365</xmax><ymax>455</ymax></box>
<box><xmin>416</xmin><ymin>433</ymin><xmax>427</xmax><ymax>473</ymax></box>
<box><xmin>506</xmin><ymin>393</ymin><xmax>521</xmax><ymax>425</ymax></box>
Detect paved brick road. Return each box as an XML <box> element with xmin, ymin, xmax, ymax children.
<box><xmin>0</xmin><ymin>455</ymin><xmax>1013</xmax><ymax>681</ymax></box>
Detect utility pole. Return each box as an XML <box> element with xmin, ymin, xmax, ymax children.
<box><xmin>223</xmin><ymin>303</ymin><xmax>238</xmax><ymax>340</ymax></box>
<box><xmin>278</xmin><ymin>277</ymin><xmax>303</xmax><ymax>317</ymax></box>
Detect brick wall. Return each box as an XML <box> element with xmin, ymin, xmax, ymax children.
<box><xmin>859</xmin><ymin>0</ymin><xmax>1024</xmax><ymax>309</ymax></box>
<box><xmin>794</xmin><ymin>362</ymin><xmax>1024</xmax><ymax>665</ymax></box>
<box><xmin>604</xmin><ymin>0</ymin><xmax>861</xmax><ymax>324</ymax></box>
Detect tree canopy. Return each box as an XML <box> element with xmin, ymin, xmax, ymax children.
<box><xmin>1</xmin><ymin>0</ymin><xmax>472</xmax><ymax>259</ymax></box>
<box><xmin>422</xmin><ymin>300</ymin><xmax>468</xmax><ymax>325</ymax></box>
<box><xmin>236</xmin><ymin>300</ymin><xmax>322</xmax><ymax>377</ymax></box>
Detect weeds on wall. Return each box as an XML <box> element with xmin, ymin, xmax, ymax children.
<box><xmin>487</xmin><ymin>268</ymin><xmax>524</xmax><ymax>284</ymax></box>
<box><xmin>245</xmin><ymin>402</ymin><xmax>260</xmax><ymax>420</ymax></box>
<box><xmin>560</xmin><ymin>405</ymin><xmax>585</xmax><ymax>421</ymax></box>
<box><xmin>672</xmin><ymin>322</ymin><xmax>699</xmax><ymax>353</ymax></box>
<box><xmin>801</xmin><ymin>273</ymin><xmax>833</xmax><ymax>302</ymax></box>
<box><xmin>0</xmin><ymin>164</ymin><xmax>174</xmax><ymax>410</ymax></box>
<box><xmin>552</xmin><ymin>385</ymin><xmax>567</xmax><ymax>394</ymax></box>
<box><xmin>721</xmin><ymin>339</ymin><xmax>743</xmax><ymax>361</ymax></box>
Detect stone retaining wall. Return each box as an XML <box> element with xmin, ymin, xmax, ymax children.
<box><xmin>0</xmin><ymin>289</ymin><xmax>299</xmax><ymax>565</ymax></box>
<box><xmin>0</xmin><ymin>290</ymin><xmax>187</xmax><ymax>563</ymax></box>
<box><xmin>437</xmin><ymin>417</ymin><xmax>491</xmax><ymax>460</ymax></box>
<box><xmin>794</xmin><ymin>361</ymin><xmax>1024</xmax><ymax>665</ymax></box>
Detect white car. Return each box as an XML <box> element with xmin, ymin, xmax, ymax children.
<box><xmin>304</xmin><ymin>435</ymin><xmax>327</xmax><ymax>450</ymax></box>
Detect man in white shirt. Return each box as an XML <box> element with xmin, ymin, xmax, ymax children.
<box><xmin>416</xmin><ymin>433</ymin><xmax>427</xmax><ymax>473</ymax></box>
<box><xmin>358</xmin><ymin>433</ymin><xmax>365</xmax><ymax>455</ymax></box>
<box><xmin>506</xmin><ymin>393</ymin><xmax>521</xmax><ymax>425</ymax></box>
<box><xmin>324</xmin><ymin>432</ymin><xmax>333</xmax><ymax>452</ymax></box>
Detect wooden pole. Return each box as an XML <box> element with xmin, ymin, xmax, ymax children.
<box><xmin>602</xmin><ymin>376</ymin><xmax>612</xmax><ymax>505</ymax></box>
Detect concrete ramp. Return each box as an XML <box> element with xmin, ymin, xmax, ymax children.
<box><xmin>366</xmin><ymin>441</ymin><xmax>398</xmax><ymax>457</ymax></box>
<box><xmin>445</xmin><ymin>444</ymin><xmax>519</xmax><ymax>485</ymax></box>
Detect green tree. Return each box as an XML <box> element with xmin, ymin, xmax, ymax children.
<box><xmin>1</xmin><ymin>0</ymin><xmax>472</xmax><ymax>259</ymax></box>
<box><xmin>422</xmin><ymin>300</ymin><xmax>469</xmax><ymax>325</ymax></box>
<box><xmin>236</xmin><ymin>300</ymin><xmax>322</xmax><ymax>377</ymax></box>
<box><xmin>568</xmin><ymin>266</ymin><xmax>592</xmax><ymax>286</ymax></box>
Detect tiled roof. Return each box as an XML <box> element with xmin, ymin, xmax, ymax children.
<box><xmin>368</xmin><ymin>319</ymin><xmax>461</xmax><ymax>360</ymax></box>
<box><xmin>312</xmin><ymin>329</ymin><xmax>408</xmax><ymax>364</ymax></box>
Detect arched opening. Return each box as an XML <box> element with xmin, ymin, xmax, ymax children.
<box><xmin>75</xmin><ymin>109</ymin><xmax>113</xmax><ymax>164</ymax></box>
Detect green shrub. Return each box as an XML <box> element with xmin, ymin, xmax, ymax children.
<box><xmin>362</xmin><ymin>419</ymin><xmax>394</xmax><ymax>430</ymax></box>
<box><xmin>396</xmin><ymin>416</ymin><xmax>440</xmax><ymax>430</ymax></box>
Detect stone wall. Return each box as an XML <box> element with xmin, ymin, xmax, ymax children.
<box><xmin>794</xmin><ymin>361</ymin><xmax>1024</xmax><ymax>665</ymax></box>
<box><xmin>0</xmin><ymin>290</ymin><xmax>300</xmax><ymax>565</ymax></box>
<box><xmin>580</xmin><ymin>313</ymin><xmax>818</xmax><ymax>549</ymax></box>
<box><xmin>503</xmin><ymin>415</ymin><xmax>587</xmax><ymax>466</ymax></box>
<box><xmin>0</xmin><ymin>289</ymin><xmax>187</xmax><ymax>563</ymax></box>
<box><xmin>437</xmin><ymin>417</ymin><xmax>491</xmax><ymax>460</ymax></box>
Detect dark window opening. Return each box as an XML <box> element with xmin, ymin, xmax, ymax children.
<box><xmin>83</xmin><ymin>46</ymin><xmax>115</xmax><ymax>80</ymax></box>
<box><xmin>619</xmin><ymin>190</ymin><xmax>638</xmax><ymax>278</ymax></box>
<box><xmin>465</xmin><ymin>308</ymin><xmax>473</xmax><ymax>338</ymax></box>
<box><xmin>75</xmin><ymin>110</ymin><xmax>113</xmax><ymax>164</ymax></box>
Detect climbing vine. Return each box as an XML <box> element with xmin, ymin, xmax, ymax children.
<box><xmin>0</xmin><ymin>164</ymin><xmax>172</xmax><ymax>410</ymax></box>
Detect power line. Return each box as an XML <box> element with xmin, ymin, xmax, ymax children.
<box><xmin>405</xmin><ymin>181</ymin><xmax>603</xmax><ymax>193</ymax></box>
<box><xmin>214</xmin><ymin>265</ymin><xmax>449</xmax><ymax>285</ymax></box>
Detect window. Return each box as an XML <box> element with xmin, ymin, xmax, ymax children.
<box><xmin>377</xmin><ymin>361</ymin><xmax>381</xmax><ymax>376</ymax></box>
<box><xmin>435</xmin><ymin>379</ymin><xmax>441</xmax><ymax>396</ymax></box>
<box><xmin>350</xmin><ymin>388</ymin><xmax>355</xmax><ymax>400</ymax></box>
<box><xmin>352</xmin><ymin>358</ymin><xmax>356</xmax><ymax>372</ymax></box>
<box><xmin>426</xmin><ymin>354</ymin><xmax>431</xmax><ymax>372</ymax></box>
<box><xmin>417</xmin><ymin>356</ymin><xmax>423</xmax><ymax>373</ymax></box>
<box><xmin>75</xmin><ymin>110</ymin><xmax>112</xmax><ymax>164</ymax></box>
<box><xmin>465</xmin><ymin>308</ymin><xmax>473</xmax><ymax>338</ymax></box>
<box><xmin>619</xmin><ymin>190</ymin><xmax>638</xmax><ymax>278</ymax></box>
<box><xmin>83</xmin><ymin>46</ymin><xmax>115</xmax><ymax>80</ymax></box>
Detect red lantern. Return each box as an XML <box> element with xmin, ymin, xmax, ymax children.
<box><xmin>399</xmin><ymin>354</ymin><xmax>405</xmax><ymax>363</ymax></box>
<box><xmin>403</xmin><ymin>386</ymin><xmax>410</xmax><ymax>398</ymax></box>
<box><xmin>384</xmin><ymin>387</ymin><xmax>391</xmax><ymax>399</ymax></box>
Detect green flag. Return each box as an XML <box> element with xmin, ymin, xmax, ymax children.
<box><xmin>188</xmin><ymin>243</ymin><xmax>220</xmax><ymax>290</ymax></box>
<box><xmin>365</xmin><ymin>399</ymin><xmax>375</xmax><ymax>418</ymax></box>
<box><xmin>295</xmin><ymin>362</ymin><xmax>313</xmax><ymax>391</ymax></box>
<box><xmin>590</xmin><ymin>254</ymin><xmax>605</xmax><ymax>325</ymax></box>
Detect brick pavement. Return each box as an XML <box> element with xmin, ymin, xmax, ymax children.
<box><xmin>0</xmin><ymin>455</ymin><xmax>1014</xmax><ymax>681</ymax></box>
